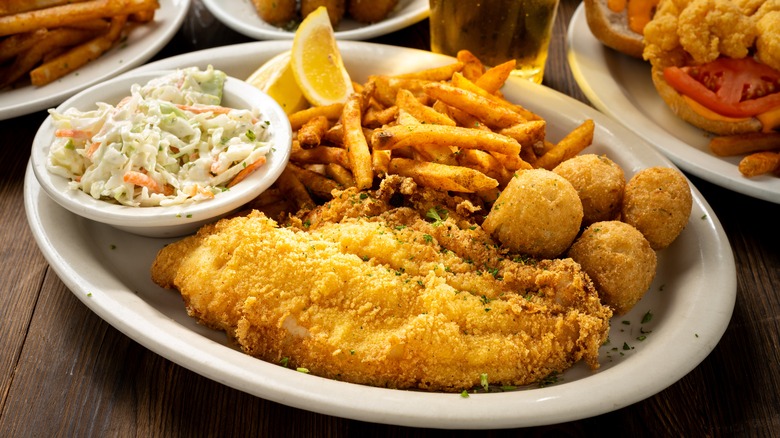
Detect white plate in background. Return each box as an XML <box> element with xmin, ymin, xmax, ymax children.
<box><xmin>0</xmin><ymin>0</ymin><xmax>190</xmax><ymax>121</ymax></box>
<box><xmin>25</xmin><ymin>41</ymin><xmax>736</xmax><ymax>429</ymax></box>
<box><xmin>566</xmin><ymin>3</ymin><xmax>780</xmax><ymax>204</ymax></box>
<box><xmin>201</xmin><ymin>0</ymin><xmax>428</xmax><ymax>40</ymax></box>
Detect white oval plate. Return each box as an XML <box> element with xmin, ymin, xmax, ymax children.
<box><xmin>201</xmin><ymin>0</ymin><xmax>428</xmax><ymax>40</ymax></box>
<box><xmin>0</xmin><ymin>0</ymin><xmax>191</xmax><ymax>121</ymax></box>
<box><xmin>25</xmin><ymin>41</ymin><xmax>736</xmax><ymax>429</ymax></box>
<box><xmin>566</xmin><ymin>3</ymin><xmax>780</xmax><ymax>204</ymax></box>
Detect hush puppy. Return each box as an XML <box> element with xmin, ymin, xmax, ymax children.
<box><xmin>553</xmin><ymin>154</ymin><xmax>625</xmax><ymax>225</ymax></box>
<box><xmin>621</xmin><ymin>167</ymin><xmax>692</xmax><ymax>250</ymax></box>
<box><xmin>568</xmin><ymin>221</ymin><xmax>657</xmax><ymax>315</ymax></box>
<box><xmin>483</xmin><ymin>169</ymin><xmax>583</xmax><ymax>259</ymax></box>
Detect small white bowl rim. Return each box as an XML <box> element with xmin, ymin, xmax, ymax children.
<box><xmin>30</xmin><ymin>69</ymin><xmax>292</xmax><ymax>230</ymax></box>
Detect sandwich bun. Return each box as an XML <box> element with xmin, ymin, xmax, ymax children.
<box><xmin>584</xmin><ymin>0</ymin><xmax>645</xmax><ymax>58</ymax></box>
<box><xmin>650</xmin><ymin>66</ymin><xmax>764</xmax><ymax>136</ymax></box>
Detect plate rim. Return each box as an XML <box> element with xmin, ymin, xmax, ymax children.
<box><xmin>200</xmin><ymin>0</ymin><xmax>429</xmax><ymax>40</ymax></box>
<box><xmin>24</xmin><ymin>40</ymin><xmax>737</xmax><ymax>429</ymax></box>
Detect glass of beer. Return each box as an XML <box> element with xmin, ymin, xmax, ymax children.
<box><xmin>428</xmin><ymin>0</ymin><xmax>560</xmax><ymax>84</ymax></box>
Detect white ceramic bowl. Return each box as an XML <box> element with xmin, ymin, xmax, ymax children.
<box><xmin>30</xmin><ymin>70</ymin><xmax>292</xmax><ymax>238</ymax></box>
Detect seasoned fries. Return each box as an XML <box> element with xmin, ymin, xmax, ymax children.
<box><xmin>260</xmin><ymin>49</ymin><xmax>597</xmax><ymax>218</ymax></box>
<box><xmin>709</xmin><ymin>132</ymin><xmax>780</xmax><ymax>178</ymax></box>
<box><xmin>0</xmin><ymin>0</ymin><xmax>159</xmax><ymax>88</ymax></box>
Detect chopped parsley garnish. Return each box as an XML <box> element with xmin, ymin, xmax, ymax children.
<box><xmin>480</xmin><ymin>373</ymin><xmax>489</xmax><ymax>391</ymax></box>
<box><xmin>425</xmin><ymin>206</ymin><xmax>448</xmax><ymax>226</ymax></box>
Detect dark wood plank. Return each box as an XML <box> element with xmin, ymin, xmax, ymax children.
<box><xmin>1</xmin><ymin>0</ymin><xmax>779</xmax><ymax>435</ymax></box>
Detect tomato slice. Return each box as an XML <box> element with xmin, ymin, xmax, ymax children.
<box><xmin>663</xmin><ymin>57</ymin><xmax>780</xmax><ymax>118</ymax></box>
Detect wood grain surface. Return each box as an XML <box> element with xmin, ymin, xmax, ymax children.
<box><xmin>1</xmin><ymin>0</ymin><xmax>778</xmax><ymax>435</ymax></box>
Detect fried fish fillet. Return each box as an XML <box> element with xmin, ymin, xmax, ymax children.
<box><xmin>152</xmin><ymin>181</ymin><xmax>611</xmax><ymax>392</ymax></box>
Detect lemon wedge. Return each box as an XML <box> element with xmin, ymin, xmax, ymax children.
<box><xmin>290</xmin><ymin>6</ymin><xmax>353</xmax><ymax>106</ymax></box>
<box><xmin>246</xmin><ymin>51</ymin><xmax>309</xmax><ymax>115</ymax></box>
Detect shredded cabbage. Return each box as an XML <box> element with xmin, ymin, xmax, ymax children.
<box><xmin>47</xmin><ymin>66</ymin><xmax>273</xmax><ymax>207</ymax></box>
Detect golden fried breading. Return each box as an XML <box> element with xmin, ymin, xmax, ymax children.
<box><xmin>348</xmin><ymin>0</ymin><xmax>398</xmax><ymax>23</ymax></box>
<box><xmin>253</xmin><ymin>0</ymin><xmax>297</xmax><ymax>25</ymax></box>
<box><xmin>301</xmin><ymin>0</ymin><xmax>346</xmax><ymax>27</ymax></box>
<box><xmin>482</xmin><ymin>169</ymin><xmax>583</xmax><ymax>259</ymax></box>
<box><xmin>553</xmin><ymin>154</ymin><xmax>625</xmax><ymax>226</ymax></box>
<box><xmin>621</xmin><ymin>167</ymin><xmax>692</xmax><ymax>251</ymax></box>
<box><xmin>643</xmin><ymin>0</ymin><xmax>780</xmax><ymax>70</ymax></box>
<box><xmin>152</xmin><ymin>182</ymin><xmax>611</xmax><ymax>392</ymax></box>
<box><xmin>568</xmin><ymin>221</ymin><xmax>657</xmax><ymax>315</ymax></box>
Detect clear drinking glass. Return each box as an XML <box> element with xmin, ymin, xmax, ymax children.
<box><xmin>429</xmin><ymin>0</ymin><xmax>560</xmax><ymax>84</ymax></box>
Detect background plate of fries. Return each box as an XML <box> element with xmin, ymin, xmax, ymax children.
<box><xmin>25</xmin><ymin>41</ymin><xmax>735</xmax><ymax>428</ymax></box>
<box><xmin>201</xmin><ymin>0</ymin><xmax>428</xmax><ymax>41</ymax></box>
<box><xmin>0</xmin><ymin>0</ymin><xmax>190</xmax><ymax>121</ymax></box>
<box><xmin>567</xmin><ymin>4</ymin><xmax>780</xmax><ymax>204</ymax></box>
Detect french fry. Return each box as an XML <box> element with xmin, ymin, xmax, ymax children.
<box><xmin>395</xmin><ymin>61</ymin><xmax>464</xmax><ymax>81</ymax></box>
<box><xmin>0</xmin><ymin>27</ymin><xmax>94</xmax><ymax>88</ymax></box>
<box><xmin>276</xmin><ymin>165</ymin><xmax>316</xmax><ymax>211</ymax></box>
<box><xmin>389</xmin><ymin>158</ymin><xmax>499</xmax><ymax>193</ymax></box>
<box><xmin>0</xmin><ymin>29</ymin><xmax>48</xmax><ymax>62</ymax></box>
<box><xmin>423</xmin><ymin>81</ymin><xmax>526</xmax><ymax>129</ymax></box>
<box><xmin>709</xmin><ymin>132</ymin><xmax>780</xmax><ymax>157</ymax></box>
<box><xmin>0</xmin><ymin>0</ymin><xmax>159</xmax><ymax>37</ymax></box>
<box><xmin>534</xmin><ymin>119</ymin><xmax>595</xmax><ymax>170</ymax></box>
<box><xmin>287</xmin><ymin>163</ymin><xmax>341</xmax><ymax>197</ymax></box>
<box><xmin>64</xmin><ymin>17</ymin><xmax>111</xmax><ymax>31</ymax></box>
<box><xmin>738</xmin><ymin>151</ymin><xmax>780</xmax><ymax>177</ymax></box>
<box><xmin>1</xmin><ymin>0</ymin><xmax>91</xmax><ymax>16</ymax></box>
<box><xmin>342</xmin><ymin>94</ymin><xmax>374</xmax><ymax>190</ymax></box>
<box><xmin>289</xmin><ymin>103</ymin><xmax>343</xmax><ymax>131</ymax></box>
<box><xmin>291</xmin><ymin>141</ymin><xmax>351</xmax><ymax>169</ymax></box>
<box><xmin>396</xmin><ymin>109</ymin><xmax>458</xmax><ymax>165</ymax></box>
<box><xmin>499</xmin><ymin>120</ymin><xmax>547</xmax><ymax>147</ymax></box>
<box><xmin>456</xmin><ymin>50</ymin><xmax>485</xmax><ymax>82</ymax></box>
<box><xmin>297</xmin><ymin>115</ymin><xmax>330</xmax><ymax>149</ymax></box>
<box><xmin>372</xmin><ymin>123</ymin><xmax>521</xmax><ymax>157</ymax></box>
<box><xmin>474</xmin><ymin>59</ymin><xmax>516</xmax><ymax>94</ymax></box>
<box><xmin>450</xmin><ymin>72</ymin><xmax>540</xmax><ymax>121</ymax></box>
<box><xmin>372</xmin><ymin>149</ymin><xmax>392</xmax><ymax>177</ymax></box>
<box><xmin>396</xmin><ymin>88</ymin><xmax>456</xmax><ymax>126</ymax></box>
<box><xmin>30</xmin><ymin>14</ymin><xmax>127</xmax><ymax>86</ymax></box>
<box><xmin>457</xmin><ymin>149</ymin><xmax>514</xmax><ymax>186</ymax></box>
<box><xmin>362</xmin><ymin>104</ymin><xmax>398</xmax><ymax>128</ymax></box>
<box><xmin>368</xmin><ymin>75</ymin><xmax>431</xmax><ymax>107</ymax></box>
<box><xmin>324</xmin><ymin>163</ymin><xmax>356</xmax><ymax>188</ymax></box>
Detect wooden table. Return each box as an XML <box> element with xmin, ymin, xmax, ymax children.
<box><xmin>2</xmin><ymin>0</ymin><xmax>778</xmax><ymax>435</ymax></box>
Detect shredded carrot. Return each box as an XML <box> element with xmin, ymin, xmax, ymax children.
<box><xmin>85</xmin><ymin>141</ymin><xmax>101</xmax><ymax>159</ymax></box>
<box><xmin>124</xmin><ymin>170</ymin><xmax>164</xmax><ymax>194</ymax></box>
<box><xmin>228</xmin><ymin>156</ymin><xmax>267</xmax><ymax>188</ymax></box>
<box><xmin>55</xmin><ymin>129</ymin><xmax>92</xmax><ymax>139</ymax></box>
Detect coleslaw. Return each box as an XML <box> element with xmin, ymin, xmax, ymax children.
<box><xmin>46</xmin><ymin>66</ymin><xmax>274</xmax><ymax>207</ymax></box>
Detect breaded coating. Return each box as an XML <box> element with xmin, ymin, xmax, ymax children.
<box><xmin>553</xmin><ymin>154</ymin><xmax>625</xmax><ymax>226</ymax></box>
<box><xmin>348</xmin><ymin>0</ymin><xmax>399</xmax><ymax>23</ymax></box>
<box><xmin>643</xmin><ymin>0</ymin><xmax>779</xmax><ymax>70</ymax></box>
<box><xmin>253</xmin><ymin>0</ymin><xmax>297</xmax><ymax>25</ymax></box>
<box><xmin>568</xmin><ymin>221</ymin><xmax>657</xmax><ymax>315</ymax></box>
<box><xmin>621</xmin><ymin>167</ymin><xmax>692</xmax><ymax>251</ymax></box>
<box><xmin>756</xmin><ymin>11</ymin><xmax>780</xmax><ymax>71</ymax></box>
<box><xmin>482</xmin><ymin>169</ymin><xmax>583</xmax><ymax>259</ymax></box>
<box><xmin>677</xmin><ymin>0</ymin><xmax>756</xmax><ymax>63</ymax></box>
<box><xmin>301</xmin><ymin>0</ymin><xmax>346</xmax><ymax>27</ymax></box>
<box><xmin>152</xmin><ymin>182</ymin><xmax>611</xmax><ymax>392</ymax></box>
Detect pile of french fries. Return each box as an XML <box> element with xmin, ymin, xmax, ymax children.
<box><xmin>0</xmin><ymin>0</ymin><xmax>160</xmax><ymax>88</ymax></box>
<box><xmin>709</xmin><ymin>132</ymin><xmax>780</xmax><ymax>178</ymax></box>
<box><xmin>250</xmin><ymin>50</ymin><xmax>595</xmax><ymax>215</ymax></box>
